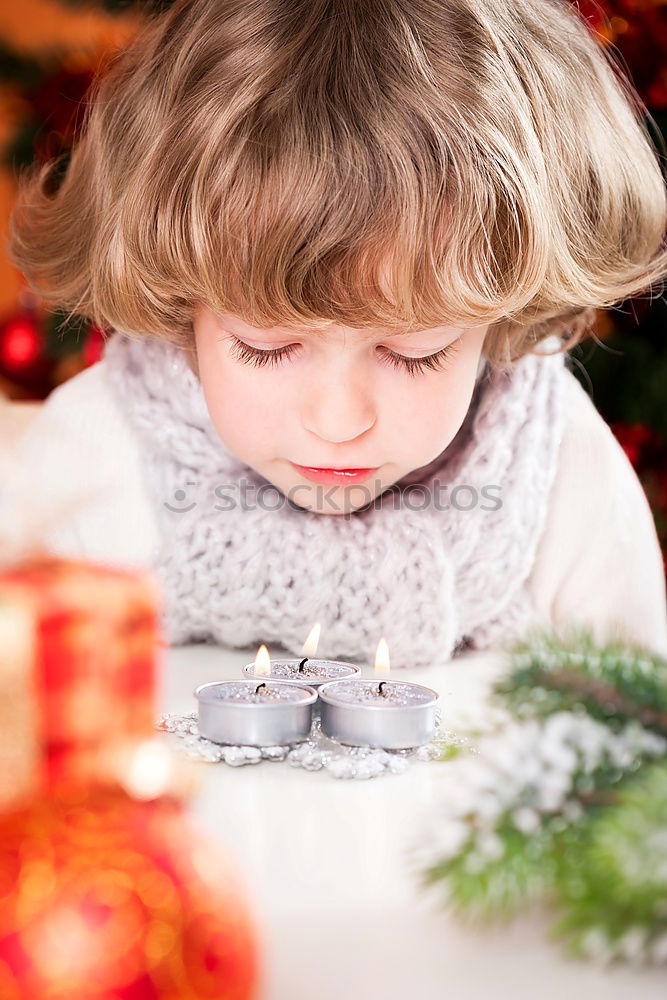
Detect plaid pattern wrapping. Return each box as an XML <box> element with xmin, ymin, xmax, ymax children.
<box><xmin>0</xmin><ymin>555</ymin><xmax>162</xmax><ymax>811</ymax></box>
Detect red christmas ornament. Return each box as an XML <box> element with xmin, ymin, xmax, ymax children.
<box><xmin>0</xmin><ymin>788</ymin><xmax>261</xmax><ymax>1000</ymax></box>
<box><xmin>83</xmin><ymin>324</ymin><xmax>106</xmax><ymax>367</ymax></box>
<box><xmin>610</xmin><ymin>421</ymin><xmax>653</xmax><ymax>467</ymax></box>
<box><xmin>0</xmin><ymin>315</ymin><xmax>42</xmax><ymax>373</ymax></box>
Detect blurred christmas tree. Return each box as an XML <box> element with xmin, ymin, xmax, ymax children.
<box><xmin>568</xmin><ymin>2</ymin><xmax>667</xmax><ymax>577</ymax></box>
<box><xmin>0</xmin><ymin>0</ymin><xmax>666</xmax><ymax>567</ymax></box>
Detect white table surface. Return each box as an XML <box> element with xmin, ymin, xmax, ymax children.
<box><xmin>160</xmin><ymin>642</ymin><xmax>665</xmax><ymax>1000</ymax></box>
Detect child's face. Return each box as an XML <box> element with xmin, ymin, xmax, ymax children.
<box><xmin>193</xmin><ymin>303</ymin><xmax>488</xmax><ymax>516</ymax></box>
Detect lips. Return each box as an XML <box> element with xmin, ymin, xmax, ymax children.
<box><xmin>291</xmin><ymin>463</ymin><xmax>379</xmax><ymax>485</ymax></box>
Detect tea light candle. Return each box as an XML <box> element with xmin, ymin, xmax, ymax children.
<box><xmin>242</xmin><ymin>655</ymin><xmax>361</xmax><ymax>689</ymax></box>
<box><xmin>318</xmin><ymin>678</ymin><xmax>439</xmax><ymax>749</ymax></box>
<box><xmin>242</xmin><ymin>637</ymin><xmax>361</xmax><ymax>719</ymax></box>
<box><xmin>194</xmin><ymin>680</ymin><xmax>317</xmax><ymax>747</ymax></box>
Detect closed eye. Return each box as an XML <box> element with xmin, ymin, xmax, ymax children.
<box><xmin>225</xmin><ymin>336</ymin><xmax>460</xmax><ymax>377</ymax></box>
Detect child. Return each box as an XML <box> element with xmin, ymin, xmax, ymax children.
<box><xmin>5</xmin><ymin>0</ymin><xmax>667</xmax><ymax>667</ymax></box>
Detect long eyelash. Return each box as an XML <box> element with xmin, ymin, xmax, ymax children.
<box><xmin>227</xmin><ymin>338</ymin><xmax>299</xmax><ymax>368</ymax></box>
<box><xmin>226</xmin><ymin>336</ymin><xmax>460</xmax><ymax>375</ymax></box>
<box><xmin>380</xmin><ymin>343</ymin><xmax>460</xmax><ymax>377</ymax></box>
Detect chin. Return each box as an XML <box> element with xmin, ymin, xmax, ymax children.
<box><xmin>291</xmin><ymin>483</ymin><xmax>385</xmax><ymax>517</ymax></box>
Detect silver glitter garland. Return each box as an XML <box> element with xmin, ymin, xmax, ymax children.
<box><xmin>156</xmin><ymin>707</ymin><xmax>470</xmax><ymax>778</ymax></box>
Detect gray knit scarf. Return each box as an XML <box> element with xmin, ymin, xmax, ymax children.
<box><xmin>102</xmin><ymin>330</ymin><xmax>568</xmax><ymax>669</ymax></box>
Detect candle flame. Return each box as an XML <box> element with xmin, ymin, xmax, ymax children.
<box><xmin>374</xmin><ymin>637</ymin><xmax>390</xmax><ymax>675</ymax></box>
<box><xmin>301</xmin><ymin>622</ymin><xmax>321</xmax><ymax>656</ymax></box>
<box><xmin>254</xmin><ymin>644</ymin><xmax>271</xmax><ymax>675</ymax></box>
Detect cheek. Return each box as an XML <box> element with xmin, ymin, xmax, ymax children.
<box><xmin>393</xmin><ymin>386</ymin><xmax>461</xmax><ymax>457</ymax></box>
<box><xmin>198</xmin><ymin>354</ymin><xmax>285</xmax><ymax>456</ymax></box>
<box><xmin>383</xmin><ymin>358</ymin><xmax>479</xmax><ymax>457</ymax></box>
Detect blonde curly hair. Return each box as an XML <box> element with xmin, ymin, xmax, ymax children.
<box><xmin>7</xmin><ymin>0</ymin><xmax>667</xmax><ymax>370</ymax></box>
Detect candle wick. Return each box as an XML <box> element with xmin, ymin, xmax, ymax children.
<box><xmin>255</xmin><ymin>683</ymin><xmax>267</xmax><ymax>695</ymax></box>
<box><xmin>298</xmin><ymin>657</ymin><xmax>308</xmax><ymax>673</ymax></box>
<box><xmin>378</xmin><ymin>681</ymin><xmax>388</xmax><ymax>697</ymax></box>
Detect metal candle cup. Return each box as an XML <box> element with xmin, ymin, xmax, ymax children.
<box><xmin>242</xmin><ymin>657</ymin><xmax>361</xmax><ymax>717</ymax></box>
<box><xmin>195</xmin><ymin>680</ymin><xmax>317</xmax><ymax>747</ymax></box>
<box><xmin>242</xmin><ymin>656</ymin><xmax>360</xmax><ymax>687</ymax></box>
<box><xmin>317</xmin><ymin>678</ymin><xmax>440</xmax><ymax>749</ymax></box>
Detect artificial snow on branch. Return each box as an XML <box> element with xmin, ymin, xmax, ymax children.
<box><xmin>409</xmin><ymin>626</ymin><xmax>667</xmax><ymax>966</ymax></box>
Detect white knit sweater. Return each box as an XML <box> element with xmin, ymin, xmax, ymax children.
<box><xmin>5</xmin><ymin>339</ymin><xmax>667</xmax><ymax>662</ymax></box>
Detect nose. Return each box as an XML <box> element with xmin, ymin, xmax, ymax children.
<box><xmin>301</xmin><ymin>364</ymin><xmax>377</xmax><ymax>445</ymax></box>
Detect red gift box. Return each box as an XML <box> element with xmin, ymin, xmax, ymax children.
<box><xmin>0</xmin><ymin>555</ymin><xmax>163</xmax><ymax>811</ymax></box>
